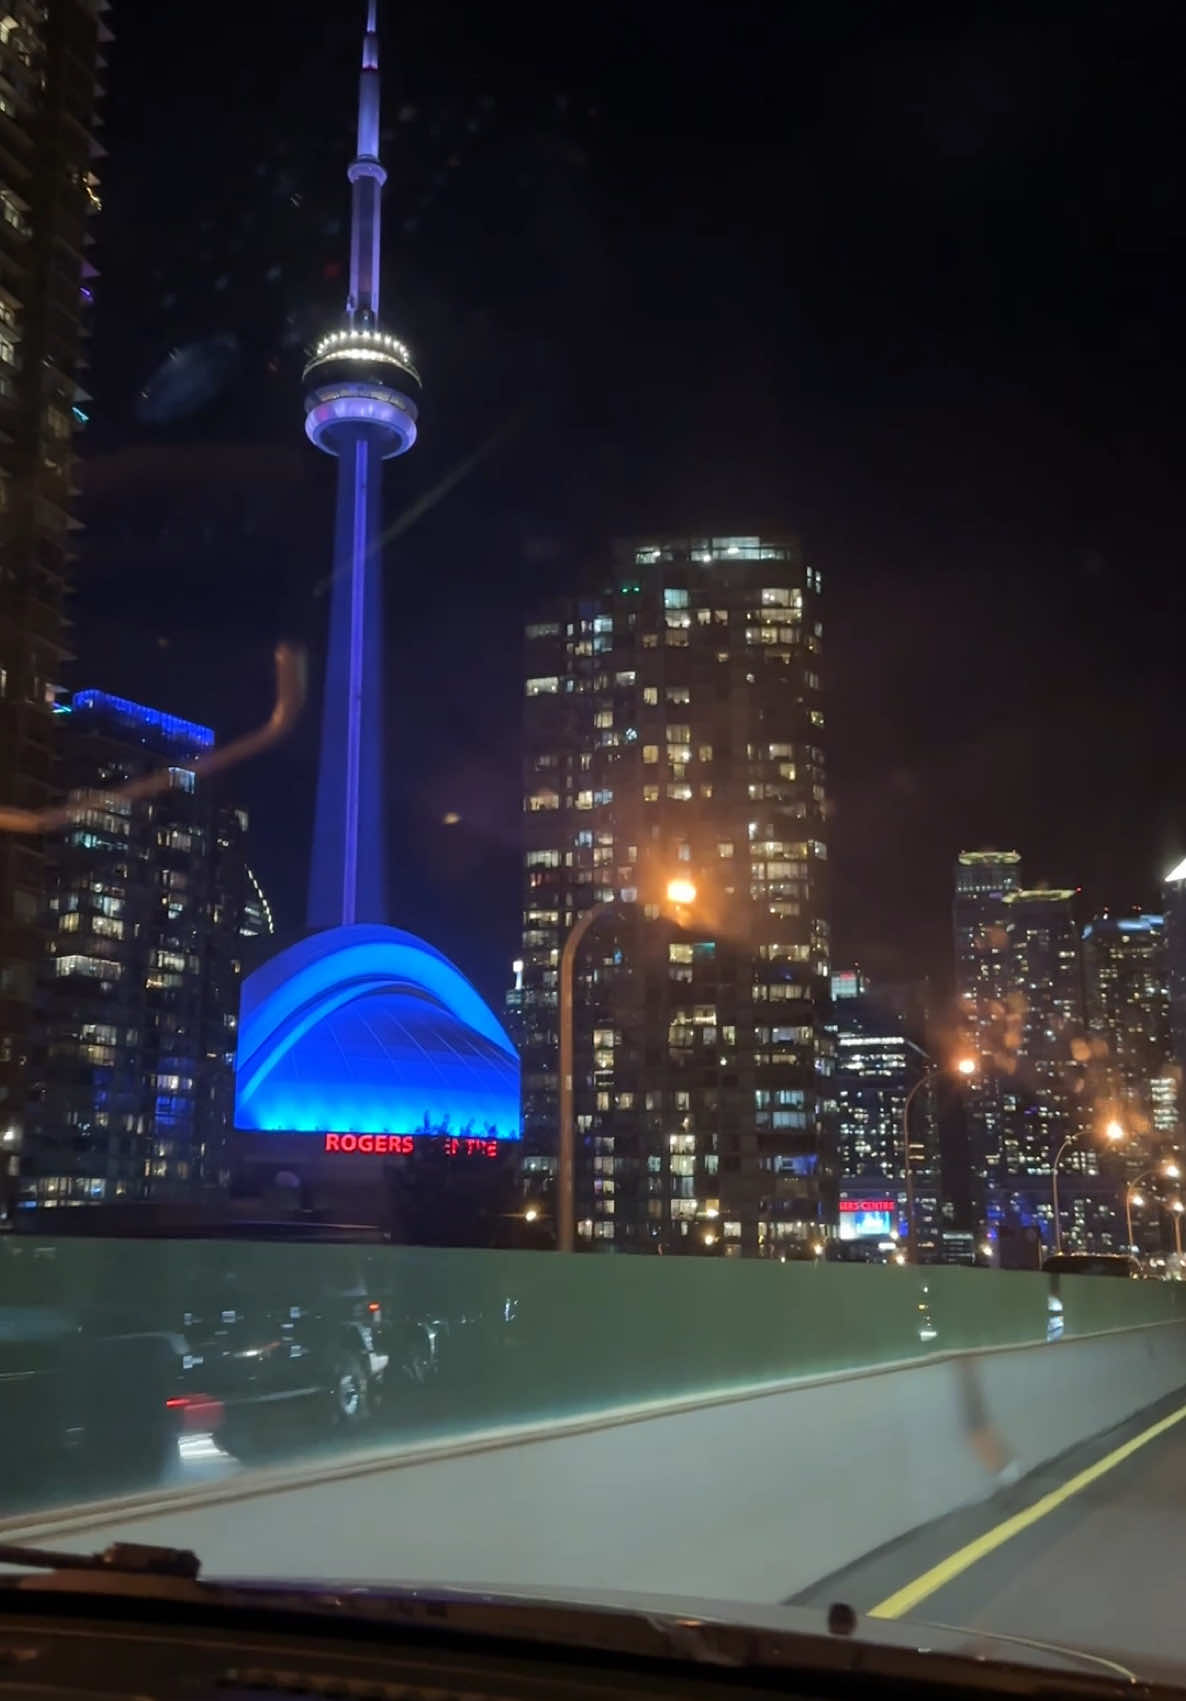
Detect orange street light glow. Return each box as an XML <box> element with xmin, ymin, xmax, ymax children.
<box><xmin>666</xmin><ymin>878</ymin><xmax>697</xmax><ymax>906</ymax></box>
<box><xmin>1105</xmin><ymin>1120</ymin><xmax>1125</xmax><ymax>1142</ymax></box>
<box><xmin>955</xmin><ymin>1057</ymin><xmax>977</xmax><ymax>1076</ymax></box>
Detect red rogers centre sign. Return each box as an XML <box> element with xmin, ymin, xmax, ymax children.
<box><xmin>323</xmin><ymin>1133</ymin><xmax>500</xmax><ymax>1158</ymax></box>
<box><xmin>838</xmin><ymin>1198</ymin><xmax>896</xmax><ymax>1214</ymax></box>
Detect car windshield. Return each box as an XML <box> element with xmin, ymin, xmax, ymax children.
<box><xmin>1</xmin><ymin>0</ymin><xmax>1183</xmax><ymax>1691</ymax></box>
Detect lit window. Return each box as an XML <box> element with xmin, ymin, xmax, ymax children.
<box><xmin>642</xmin><ymin>745</ymin><xmax>659</xmax><ymax>763</ymax></box>
<box><xmin>664</xmin><ymin>588</ymin><xmax>689</xmax><ymax>608</ymax></box>
<box><xmin>526</xmin><ymin>676</ymin><xmax>560</xmax><ymax>696</ymax></box>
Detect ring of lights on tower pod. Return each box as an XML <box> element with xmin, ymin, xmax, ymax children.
<box><xmin>234</xmin><ymin>923</ymin><xmax>520</xmax><ymax>1153</ymax></box>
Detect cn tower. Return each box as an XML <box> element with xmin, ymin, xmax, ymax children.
<box><xmin>233</xmin><ymin>0</ymin><xmax>517</xmax><ymax>1165</ymax></box>
<box><xmin>303</xmin><ymin>0</ymin><xmax>420</xmax><ymax>932</ymax></box>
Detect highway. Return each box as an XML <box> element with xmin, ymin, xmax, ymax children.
<box><xmin>792</xmin><ymin>1388</ymin><xmax>1186</xmax><ymax>1679</ymax></box>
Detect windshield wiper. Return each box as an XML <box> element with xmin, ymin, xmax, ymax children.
<box><xmin>0</xmin><ymin>1540</ymin><xmax>200</xmax><ymax>1581</ymax></box>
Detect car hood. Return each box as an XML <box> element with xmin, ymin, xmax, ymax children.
<box><xmin>4</xmin><ymin>1570</ymin><xmax>1169</xmax><ymax>1691</ymax></box>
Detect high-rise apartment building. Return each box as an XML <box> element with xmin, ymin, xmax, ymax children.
<box><xmin>1</xmin><ymin>0</ymin><xmax>108</xmax><ymax>1178</ymax></box>
<box><xmin>954</xmin><ymin>855</ymin><xmax>1121</xmax><ymax>1247</ymax></box>
<box><xmin>1164</xmin><ymin>860</ymin><xmax>1186</xmax><ymax>1099</ymax></box>
<box><xmin>999</xmin><ymin>886</ymin><xmax>1086</xmax><ymax>1190</ymax></box>
<box><xmin>1083</xmin><ymin>912</ymin><xmax>1175</xmax><ymax>1154</ymax></box>
<box><xmin>518</xmin><ymin>534</ymin><xmax>833</xmax><ymax>1257</ymax></box>
<box><xmin>23</xmin><ymin>688</ymin><xmax>257</xmax><ymax>1208</ymax></box>
<box><xmin>952</xmin><ymin>850</ymin><xmax>1021</xmax><ymax>1228</ymax></box>
<box><xmin>832</xmin><ymin>973</ymin><xmax>937</xmax><ymax>1257</ymax></box>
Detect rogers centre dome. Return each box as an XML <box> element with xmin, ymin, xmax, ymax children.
<box><xmin>233</xmin><ymin>924</ymin><xmax>520</xmax><ymax>1140</ymax></box>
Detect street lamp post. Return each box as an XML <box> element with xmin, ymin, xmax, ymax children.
<box><xmin>1052</xmin><ymin>1121</ymin><xmax>1125</xmax><ymax>1254</ymax></box>
<box><xmin>1125</xmin><ymin>1185</ymin><xmax>1143</xmax><ymax>1254</ymax></box>
<box><xmin>557</xmin><ymin>879</ymin><xmax>697</xmax><ymax>1254</ymax></box>
<box><xmin>1124</xmin><ymin>1163</ymin><xmax>1180</xmax><ymax>1253</ymax></box>
<box><xmin>900</xmin><ymin>1055</ymin><xmax>975</xmax><ymax>1263</ymax></box>
<box><xmin>900</xmin><ymin>1075</ymin><xmax>927</xmax><ymax>1263</ymax></box>
<box><xmin>557</xmin><ymin>901</ymin><xmax>615</xmax><ymax>1254</ymax></box>
<box><xmin>1051</xmin><ymin>1134</ymin><xmax>1077</xmax><ymax>1255</ymax></box>
<box><xmin>1172</xmin><ymin>1200</ymin><xmax>1184</xmax><ymax>1259</ymax></box>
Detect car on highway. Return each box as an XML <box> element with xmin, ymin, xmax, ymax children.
<box><xmin>0</xmin><ymin>1241</ymin><xmax>187</xmax><ymax>1509</ymax></box>
<box><xmin>1042</xmin><ymin>1252</ymin><xmax>1147</xmax><ymax>1278</ymax></box>
<box><xmin>158</xmin><ymin>1225</ymin><xmax>392</xmax><ymax>1459</ymax></box>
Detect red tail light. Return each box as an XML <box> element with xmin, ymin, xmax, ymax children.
<box><xmin>166</xmin><ymin>1394</ymin><xmax>226</xmax><ymax>1432</ymax></box>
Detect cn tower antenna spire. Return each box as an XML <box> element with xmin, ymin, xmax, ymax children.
<box><xmin>347</xmin><ymin>0</ymin><xmax>386</xmax><ymax>329</ymax></box>
<box><xmin>301</xmin><ymin>0</ymin><xmax>420</xmax><ymax>934</ymax></box>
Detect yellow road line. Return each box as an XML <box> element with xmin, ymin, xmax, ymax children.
<box><xmin>869</xmin><ymin>1398</ymin><xmax>1186</xmax><ymax>1620</ymax></box>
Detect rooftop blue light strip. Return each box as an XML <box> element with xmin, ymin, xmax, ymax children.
<box><xmin>1084</xmin><ymin>915</ymin><xmax>1164</xmax><ymax>938</ymax></box>
<box><xmin>72</xmin><ymin>689</ymin><xmax>214</xmax><ymax>750</ymax></box>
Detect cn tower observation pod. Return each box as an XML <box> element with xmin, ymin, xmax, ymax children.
<box><xmin>234</xmin><ymin>924</ymin><xmax>521</xmax><ymax>1141</ymax></box>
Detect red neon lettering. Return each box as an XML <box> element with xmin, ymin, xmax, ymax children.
<box><xmin>401</xmin><ymin>1135</ymin><xmax>414</xmax><ymax>1154</ymax></box>
<box><xmin>357</xmin><ymin>1135</ymin><xmax>374</xmax><ymax>1153</ymax></box>
<box><xmin>339</xmin><ymin>1134</ymin><xmax>358</xmax><ymax>1153</ymax></box>
<box><xmin>325</xmin><ymin>1133</ymin><xmax>340</xmax><ymax>1152</ymax></box>
<box><xmin>486</xmin><ymin>1141</ymin><xmax>498</xmax><ymax>1158</ymax></box>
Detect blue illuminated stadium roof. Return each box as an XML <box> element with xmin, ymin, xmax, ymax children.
<box><xmin>234</xmin><ymin>923</ymin><xmax>520</xmax><ymax>1139</ymax></box>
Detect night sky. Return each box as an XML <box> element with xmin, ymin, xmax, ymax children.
<box><xmin>74</xmin><ymin>0</ymin><xmax>1184</xmax><ymax>1012</ymax></box>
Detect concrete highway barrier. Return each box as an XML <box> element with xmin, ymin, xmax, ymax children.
<box><xmin>3</xmin><ymin>1237</ymin><xmax>1185</xmax><ymax>1600</ymax></box>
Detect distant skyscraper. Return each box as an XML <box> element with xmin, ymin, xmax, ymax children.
<box><xmin>832</xmin><ymin>975</ymin><xmax>936</xmax><ymax>1257</ymax></box>
<box><xmin>1082</xmin><ymin>912</ymin><xmax>1174</xmax><ymax>1157</ymax></box>
<box><xmin>518</xmin><ymin>534</ymin><xmax>833</xmax><ymax>1257</ymax></box>
<box><xmin>952</xmin><ymin>850</ymin><xmax>1021</xmax><ymax>1227</ymax></box>
<box><xmin>953</xmin><ymin>856</ymin><xmax>1120</xmax><ymax>1248</ymax></box>
<box><xmin>1000</xmin><ymin>887</ymin><xmax>1120</xmax><ymax>1249</ymax></box>
<box><xmin>0</xmin><ymin>0</ymin><xmax>108</xmax><ymax>1192</ymax></box>
<box><xmin>1164</xmin><ymin>860</ymin><xmax>1186</xmax><ymax>1104</ymax></box>
<box><xmin>25</xmin><ymin>690</ymin><xmax>253</xmax><ymax>1206</ymax></box>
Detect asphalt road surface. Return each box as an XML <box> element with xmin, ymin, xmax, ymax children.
<box><xmin>792</xmin><ymin>1388</ymin><xmax>1186</xmax><ymax>1681</ymax></box>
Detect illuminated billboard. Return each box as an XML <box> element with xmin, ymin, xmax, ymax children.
<box><xmin>838</xmin><ymin>1197</ymin><xmax>897</xmax><ymax>1242</ymax></box>
<box><xmin>234</xmin><ymin>923</ymin><xmax>520</xmax><ymax>1141</ymax></box>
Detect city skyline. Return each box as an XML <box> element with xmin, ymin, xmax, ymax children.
<box><xmin>4</xmin><ymin>1</ymin><xmax>1185</xmax><ymax>1251</ymax></box>
<box><xmin>59</xmin><ymin>0</ymin><xmax>1185</xmax><ymax>1018</ymax></box>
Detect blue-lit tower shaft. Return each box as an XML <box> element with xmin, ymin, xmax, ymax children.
<box><xmin>304</xmin><ymin>0</ymin><xmax>420</xmax><ymax>932</ymax></box>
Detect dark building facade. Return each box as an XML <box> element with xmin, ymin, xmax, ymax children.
<box><xmin>952</xmin><ymin>849</ymin><xmax>1021</xmax><ymax>1231</ymax></box>
<box><xmin>995</xmin><ymin>886</ymin><xmax>1100</xmax><ymax>1244</ymax></box>
<box><xmin>1</xmin><ymin>0</ymin><xmax>107</xmax><ymax>1186</ymax></box>
<box><xmin>1164</xmin><ymin>860</ymin><xmax>1186</xmax><ymax>1111</ymax></box>
<box><xmin>1083</xmin><ymin>912</ymin><xmax>1175</xmax><ymax>1157</ymax></box>
<box><xmin>832</xmin><ymin>972</ymin><xmax>937</xmax><ymax>1258</ymax></box>
<box><xmin>955</xmin><ymin>853</ymin><xmax>1122</xmax><ymax>1251</ymax></box>
<box><xmin>518</xmin><ymin>534</ymin><xmax>833</xmax><ymax>1257</ymax></box>
<box><xmin>23</xmin><ymin>689</ymin><xmax>255</xmax><ymax>1207</ymax></box>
